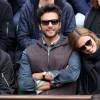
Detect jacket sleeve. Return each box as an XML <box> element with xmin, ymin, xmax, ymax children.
<box><xmin>0</xmin><ymin>1</ymin><xmax>15</xmax><ymax>51</ymax></box>
<box><xmin>61</xmin><ymin>2</ymin><xmax>76</xmax><ymax>36</ymax></box>
<box><xmin>70</xmin><ymin>0</ymin><xmax>90</xmax><ymax>15</ymax></box>
<box><xmin>17</xmin><ymin>1</ymin><xmax>37</xmax><ymax>50</ymax></box>
<box><xmin>0</xmin><ymin>51</ymin><xmax>16</xmax><ymax>94</ymax></box>
<box><xmin>18</xmin><ymin>51</ymin><xmax>36</xmax><ymax>93</ymax></box>
<box><xmin>50</xmin><ymin>51</ymin><xmax>81</xmax><ymax>84</ymax></box>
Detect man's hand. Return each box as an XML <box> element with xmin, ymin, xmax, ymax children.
<box><xmin>32</xmin><ymin>72</ymin><xmax>54</xmax><ymax>81</ymax></box>
<box><xmin>32</xmin><ymin>72</ymin><xmax>43</xmax><ymax>80</ymax></box>
<box><xmin>44</xmin><ymin>72</ymin><xmax>54</xmax><ymax>81</ymax></box>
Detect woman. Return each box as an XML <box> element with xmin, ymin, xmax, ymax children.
<box><xmin>84</xmin><ymin>0</ymin><xmax>100</xmax><ymax>37</ymax></box>
<box><xmin>69</xmin><ymin>27</ymin><xmax>100</xmax><ymax>94</ymax></box>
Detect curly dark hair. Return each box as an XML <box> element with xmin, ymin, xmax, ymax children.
<box><xmin>37</xmin><ymin>4</ymin><xmax>62</xmax><ymax>24</ymax></box>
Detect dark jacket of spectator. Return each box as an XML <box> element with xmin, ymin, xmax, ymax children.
<box><xmin>7</xmin><ymin>0</ymin><xmax>26</xmax><ymax>14</ymax></box>
<box><xmin>7</xmin><ymin>0</ymin><xmax>27</xmax><ymax>27</ymax></box>
<box><xmin>67</xmin><ymin>0</ymin><xmax>90</xmax><ymax>15</ymax></box>
<box><xmin>80</xmin><ymin>47</ymin><xmax>100</xmax><ymax>94</ymax></box>
<box><xmin>0</xmin><ymin>0</ymin><xmax>16</xmax><ymax>64</ymax></box>
<box><xmin>84</xmin><ymin>8</ymin><xmax>100</xmax><ymax>37</ymax></box>
<box><xmin>0</xmin><ymin>49</ymin><xmax>16</xmax><ymax>94</ymax></box>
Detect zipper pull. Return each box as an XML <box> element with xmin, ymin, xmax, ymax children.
<box><xmin>6</xmin><ymin>22</ymin><xmax>9</xmax><ymax>37</ymax></box>
<box><xmin>1</xmin><ymin>73</ymin><xmax>9</xmax><ymax>87</ymax></box>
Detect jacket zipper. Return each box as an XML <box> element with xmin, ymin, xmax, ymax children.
<box><xmin>6</xmin><ymin>22</ymin><xmax>9</xmax><ymax>37</ymax></box>
<box><xmin>47</xmin><ymin>46</ymin><xmax>51</xmax><ymax>68</ymax></box>
<box><xmin>1</xmin><ymin>73</ymin><xmax>10</xmax><ymax>87</ymax></box>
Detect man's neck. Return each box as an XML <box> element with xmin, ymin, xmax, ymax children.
<box><xmin>43</xmin><ymin>34</ymin><xmax>60</xmax><ymax>46</ymax></box>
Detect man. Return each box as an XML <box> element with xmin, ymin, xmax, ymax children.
<box><xmin>18</xmin><ymin>4</ymin><xmax>80</xmax><ymax>95</ymax></box>
<box><xmin>16</xmin><ymin>0</ymin><xmax>76</xmax><ymax>59</ymax></box>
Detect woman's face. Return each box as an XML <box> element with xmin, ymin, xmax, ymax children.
<box><xmin>97</xmin><ymin>0</ymin><xmax>100</xmax><ymax>6</ymax></box>
<box><xmin>77</xmin><ymin>36</ymin><xmax>97</xmax><ymax>54</ymax></box>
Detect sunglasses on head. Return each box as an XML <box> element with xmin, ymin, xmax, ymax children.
<box><xmin>41</xmin><ymin>19</ymin><xmax>60</xmax><ymax>25</ymax></box>
<box><xmin>79</xmin><ymin>39</ymin><xmax>92</xmax><ymax>51</ymax></box>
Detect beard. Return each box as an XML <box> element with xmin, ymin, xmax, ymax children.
<box><xmin>42</xmin><ymin>30</ymin><xmax>60</xmax><ymax>39</ymax></box>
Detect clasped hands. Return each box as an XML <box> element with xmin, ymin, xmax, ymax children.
<box><xmin>32</xmin><ymin>72</ymin><xmax>54</xmax><ymax>90</ymax></box>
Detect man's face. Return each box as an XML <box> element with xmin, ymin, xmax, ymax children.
<box><xmin>39</xmin><ymin>12</ymin><xmax>61</xmax><ymax>39</ymax></box>
<box><xmin>39</xmin><ymin>0</ymin><xmax>54</xmax><ymax>7</ymax></box>
<box><xmin>97</xmin><ymin>0</ymin><xmax>100</xmax><ymax>6</ymax></box>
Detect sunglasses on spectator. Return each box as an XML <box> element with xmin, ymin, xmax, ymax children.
<box><xmin>41</xmin><ymin>19</ymin><xmax>60</xmax><ymax>25</ymax></box>
<box><xmin>79</xmin><ymin>39</ymin><xmax>92</xmax><ymax>51</ymax></box>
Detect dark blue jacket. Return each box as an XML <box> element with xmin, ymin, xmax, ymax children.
<box><xmin>0</xmin><ymin>0</ymin><xmax>16</xmax><ymax>63</ymax></box>
<box><xmin>17</xmin><ymin>0</ymin><xmax>76</xmax><ymax>51</ymax></box>
<box><xmin>67</xmin><ymin>0</ymin><xmax>90</xmax><ymax>15</ymax></box>
<box><xmin>7</xmin><ymin>0</ymin><xmax>26</xmax><ymax>14</ymax></box>
<box><xmin>84</xmin><ymin>8</ymin><xmax>100</xmax><ymax>38</ymax></box>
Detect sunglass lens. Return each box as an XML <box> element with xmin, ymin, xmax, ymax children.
<box><xmin>85</xmin><ymin>39</ymin><xmax>92</xmax><ymax>46</ymax></box>
<box><xmin>41</xmin><ymin>19</ymin><xmax>59</xmax><ymax>25</ymax></box>
<box><xmin>79</xmin><ymin>39</ymin><xmax>92</xmax><ymax>51</ymax></box>
<box><xmin>79</xmin><ymin>46</ymin><xmax>86</xmax><ymax>51</ymax></box>
<box><xmin>41</xmin><ymin>20</ymin><xmax>49</xmax><ymax>25</ymax></box>
<box><xmin>51</xmin><ymin>20</ymin><xmax>59</xmax><ymax>25</ymax></box>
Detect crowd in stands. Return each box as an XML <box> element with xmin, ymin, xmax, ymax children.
<box><xmin>0</xmin><ymin>0</ymin><xmax>100</xmax><ymax>95</ymax></box>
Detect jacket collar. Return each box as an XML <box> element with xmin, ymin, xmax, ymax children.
<box><xmin>37</xmin><ymin>35</ymin><xmax>69</xmax><ymax>48</ymax></box>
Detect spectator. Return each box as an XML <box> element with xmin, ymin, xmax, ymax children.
<box><xmin>18</xmin><ymin>4</ymin><xmax>80</xmax><ymax>95</ymax></box>
<box><xmin>0</xmin><ymin>49</ymin><xmax>16</xmax><ymax>94</ymax></box>
<box><xmin>84</xmin><ymin>0</ymin><xmax>100</xmax><ymax>38</ymax></box>
<box><xmin>69</xmin><ymin>27</ymin><xmax>100</xmax><ymax>94</ymax></box>
<box><xmin>16</xmin><ymin>0</ymin><xmax>76</xmax><ymax>60</ymax></box>
<box><xmin>0</xmin><ymin>0</ymin><xmax>16</xmax><ymax>65</ymax></box>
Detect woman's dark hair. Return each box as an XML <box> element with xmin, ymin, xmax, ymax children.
<box><xmin>37</xmin><ymin>4</ymin><xmax>62</xmax><ymax>23</ymax></box>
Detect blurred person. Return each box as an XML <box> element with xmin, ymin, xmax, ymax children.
<box><xmin>0</xmin><ymin>0</ymin><xmax>16</xmax><ymax>66</ymax></box>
